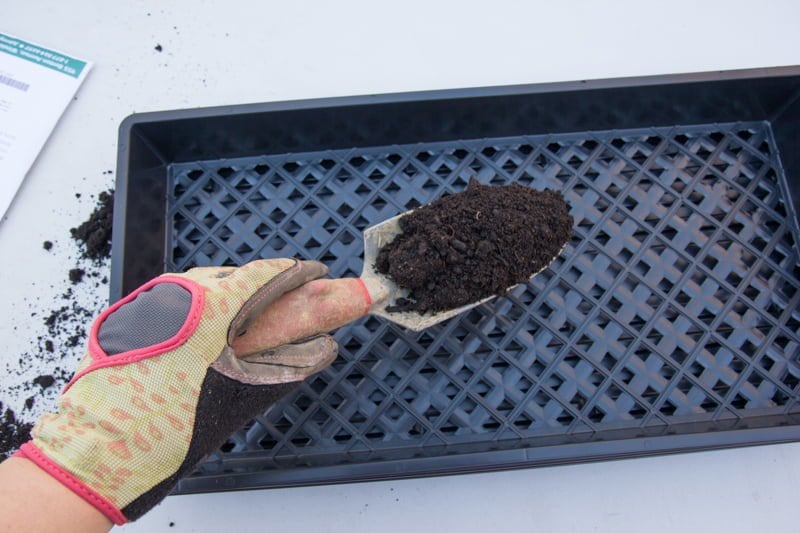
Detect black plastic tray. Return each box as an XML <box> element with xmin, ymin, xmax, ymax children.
<box><xmin>114</xmin><ymin>68</ymin><xmax>800</xmax><ymax>494</ymax></box>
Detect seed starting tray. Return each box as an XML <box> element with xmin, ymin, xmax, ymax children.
<box><xmin>113</xmin><ymin>68</ymin><xmax>800</xmax><ymax>494</ymax></box>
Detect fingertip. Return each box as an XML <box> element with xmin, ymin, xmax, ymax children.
<box><xmin>296</xmin><ymin>259</ymin><xmax>329</xmax><ymax>281</ymax></box>
<box><xmin>322</xmin><ymin>334</ymin><xmax>339</xmax><ymax>363</ymax></box>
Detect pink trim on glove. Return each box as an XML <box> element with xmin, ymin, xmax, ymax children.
<box><xmin>63</xmin><ymin>275</ymin><xmax>205</xmax><ymax>393</ymax></box>
<box><xmin>18</xmin><ymin>442</ymin><xmax>127</xmax><ymax>525</ymax></box>
<box><xmin>355</xmin><ymin>278</ymin><xmax>372</xmax><ymax>314</ymax></box>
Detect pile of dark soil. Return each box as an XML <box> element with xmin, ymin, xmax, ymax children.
<box><xmin>375</xmin><ymin>179</ymin><xmax>572</xmax><ymax>313</ymax></box>
<box><xmin>70</xmin><ymin>189</ymin><xmax>113</xmax><ymax>261</ymax></box>
<box><xmin>0</xmin><ymin>403</ymin><xmax>32</xmax><ymax>461</ymax></box>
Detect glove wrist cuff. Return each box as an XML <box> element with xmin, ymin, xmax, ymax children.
<box><xmin>17</xmin><ymin>442</ymin><xmax>127</xmax><ymax>525</ymax></box>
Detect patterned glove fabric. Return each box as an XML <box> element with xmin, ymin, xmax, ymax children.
<box><xmin>17</xmin><ymin>259</ymin><xmax>337</xmax><ymax>524</ymax></box>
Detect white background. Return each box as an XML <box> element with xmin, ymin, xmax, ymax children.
<box><xmin>3</xmin><ymin>1</ymin><xmax>800</xmax><ymax>531</ymax></box>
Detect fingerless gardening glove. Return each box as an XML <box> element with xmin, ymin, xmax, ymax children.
<box><xmin>17</xmin><ymin>259</ymin><xmax>337</xmax><ymax>524</ymax></box>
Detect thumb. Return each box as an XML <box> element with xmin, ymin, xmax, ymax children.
<box><xmin>212</xmin><ymin>335</ymin><xmax>338</xmax><ymax>385</ymax></box>
<box><xmin>226</xmin><ymin>259</ymin><xmax>329</xmax><ymax>343</ymax></box>
<box><xmin>232</xmin><ymin>277</ymin><xmax>371</xmax><ymax>356</ymax></box>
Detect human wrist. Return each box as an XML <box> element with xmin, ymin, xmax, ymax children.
<box><xmin>0</xmin><ymin>457</ymin><xmax>112</xmax><ymax>533</ymax></box>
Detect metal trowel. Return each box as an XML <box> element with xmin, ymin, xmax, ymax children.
<box><xmin>232</xmin><ymin>211</ymin><xmax>565</xmax><ymax>355</ymax></box>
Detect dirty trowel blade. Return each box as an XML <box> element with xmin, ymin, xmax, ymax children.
<box><xmin>360</xmin><ymin>212</ymin><xmax>563</xmax><ymax>332</ymax></box>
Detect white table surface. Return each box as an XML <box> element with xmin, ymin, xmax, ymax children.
<box><xmin>3</xmin><ymin>1</ymin><xmax>799</xmax><ymax>531</ymax></box>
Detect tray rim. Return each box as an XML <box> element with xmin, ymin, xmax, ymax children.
<box><xmin>174</xmin><ymin>424</ymin><xmax>800</xmax><ymax>494</ymax></box>
<box><xmin>119</xmin><ymin>65</ymin><xmax>800</xmax><ymax>132</ymax></box>
<box><xmin>114</xmin><ymin>66</ymin><xmax>800</xmax><ymax>494</ymax></box>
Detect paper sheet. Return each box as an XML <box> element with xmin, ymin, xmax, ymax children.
<box><xmin>0</xmin><ymin>32</ymin><xmax>91</xmax><ymax>220</ymax></box>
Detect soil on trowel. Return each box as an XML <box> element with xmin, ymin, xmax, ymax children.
<box><xmin>375</xmin><ymin>179</ymin><xmax>572</xmax><ymax>313</ymax></box>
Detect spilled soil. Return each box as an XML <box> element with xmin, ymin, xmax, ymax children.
<box><xmin>0</xmin><ymin>403</ymin><xmax>33</xmax><ymax>460</ymax></box>
<box><xmin>0</xmin><ymin>189</ymin><xmax>113</xmax><ymax>461</ymax></box>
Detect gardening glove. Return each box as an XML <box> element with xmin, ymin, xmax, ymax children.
<box><xmin>17</xmin><ymin>258</ymin><xmax>337</xmax><ymax>524</ymax></box>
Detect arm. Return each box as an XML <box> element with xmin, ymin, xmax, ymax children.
<box><xmin>0</xmin><ymin>457</ymin><xmax>111</xmax><ymax>533</ymax></box>
<box><xmin>0</xmin><ymin>260</ymin><xmax>364</xmax><ymax>529</ymax></box>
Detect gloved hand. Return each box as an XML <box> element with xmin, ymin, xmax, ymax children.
<box><xmin>17</xmin><ymin>258</ymin><xmax>338</xmax><ymax>524</ymax></box>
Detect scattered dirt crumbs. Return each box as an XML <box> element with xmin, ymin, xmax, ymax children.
<box><xmin>376</xmin><ymin>179</ymin><xmax>573</xmax><ymax>313</ymax></box>
<box><xmin>0</xmin><ymin>403</ymin><xmax>33</xmax><ymax>461</ymax></box>
<box><xmin>68</xmin><ymin>268</ymin><xmax>85</xmax><ymax>284</ymax></box>
<box><xmin>2</xmin><ymin>188</ymin><xmax>114</xmax><ymax>461</ymax></box>
<box><xmin>70</xmin><ymin>189</ymin><xmax>113</xmax><ymax>261</ymax></box>
<box><xmin>32</xmin><ymin>375</ymin><xmax>55</xmax><ymax>390</ymax></box>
